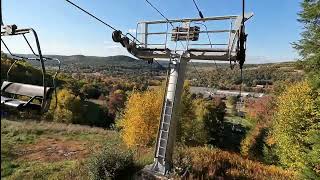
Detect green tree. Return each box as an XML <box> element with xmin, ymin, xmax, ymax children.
<box><xmin>203</xmin><ymin>98</ymin><xmax>226</xmax><ymax>145</ymax></box>
<box><xmin>293</xmin><ymin>0</ymin><xmax>320</xmax><ymax>88</ymax></box>
<box><xmin>271</xmin><ymin>81</ymin><xmax>320</xmax><ymax>178</ymax></box>
<box><xmin>177</xmin><ymin>82</ymin><xmax>200</xmax><ymax>145</ymax></box>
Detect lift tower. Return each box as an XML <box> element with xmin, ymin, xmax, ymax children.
<box><xmin>113</xmin><ymin>12</ymin><xmax>253</xmax><ymax>175</ymax></box>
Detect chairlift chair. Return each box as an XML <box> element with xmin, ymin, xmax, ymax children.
<box><xmin>1</xmin><ymin>25</ymin><xmax>61</xmax><ymax>113</ymax></box>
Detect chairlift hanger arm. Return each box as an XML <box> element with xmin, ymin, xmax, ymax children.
<box><xmin>1</xmin><ymin>27</ymin><xmax>33</xmax><ymax>36</ymax></box>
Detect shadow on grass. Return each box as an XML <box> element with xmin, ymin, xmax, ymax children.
<box><xmin>215</xmin><ymin>121</ymin><xmax>250</xmax><ymax>152</ymax></box>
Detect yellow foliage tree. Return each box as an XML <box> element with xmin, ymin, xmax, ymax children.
<box><xmin>118</xmin><ymin>88</ymin><xmax>163</xmax><ymax>148</ymax></box>
<box><xmin>271</xmin><ymin>81</ymin><xmax>320</xmax><ymax>177</ymax></box>
<box><xmin>47</xmin><ymin>88</ymin><xmax>82</xmax><ymax>124</ymax></box>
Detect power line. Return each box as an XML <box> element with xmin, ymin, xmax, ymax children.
<box><xmin>65</xmin><ymin>0</ymin><xmax>163</xmax><ymax>70</ymax></box>
<box><xmin>143</xmin><ymin>0</ymin><xmax>186</xmax><ymax>50</ymax></box>
<box><xmin>65</xmin><ymin>0</ymin><xmax>117</xmax><ymax>31</ymax></box>
<box><xmin>192</xmin><ymin>0</ymin><xmax>204</xmax><ymax>19</ymax></box>
<box><xmin>193</xmin><ymin>22</ymin><xmax>218</xmax><ymax>69</ymax></box>
<box><xmin>144</xmin><ymin>0</ymin><xmax>174</xmax><ymax>27</ymax></box>
<box><xmin>143</xmin><ymin>0</ymin><xmax>206</xmax><ymax>84</ymax></box>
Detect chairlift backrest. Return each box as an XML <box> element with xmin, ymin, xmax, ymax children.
<box><xmin>1</xmin><ymin>81</ymin><xmax>52</xmax><ymax>98</ymax></box>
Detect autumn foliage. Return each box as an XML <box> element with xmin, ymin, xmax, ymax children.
<box><xmin>174</xmin><ymin>146</ymin><xmax>297</xmax><ymax>180</ymax></box>
<box><xmin>117</xmin><ymin>89</ymin><xmax>163</xmax><ymax>148</ymax></box>
<box><xmin>107</xmin><ymin>89</ymin><xmax>126</xmax><ymax>118</ymax></box>
<box><xmin>241</xmin><ymin>96</ymin><xmax>276</xmax><ymax>160</ymax></box>
<box><xmin>245</xmin><ymin>96</ymin><xmax>276</xmax><ymax>123</ymax></box>
<box><xmin>271</xmin><ymin>81</ymin><xmax>320</xmax><ymax>178</ymax></box>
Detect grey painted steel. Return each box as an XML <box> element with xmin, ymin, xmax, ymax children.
<box><xmin>152</xmin><ymin>57</ymin><xmax>188</xmax><ymax>175</ymax></box>
<box><xmin>141</xmin><ymin>23</ymin><xmax>148</xmax><ymax>48</ymax></box>
<box><xmin>139</xmin><ymin>14</ymin><xmax>240</xmax><ymax>24</ymax></box>
<box><xmin>1</xmin><ymin>81</ymin><xmax>51</xmax><ymax>98</ymax></box>
<box><xmin>134</xmin><ymin>13</ymin><xmax>253</xmax><ymax>61</ymax></box>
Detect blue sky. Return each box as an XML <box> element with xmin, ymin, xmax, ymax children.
<box><xmin>1</xmin><ymin>0</ymin><xmax>302</xmax><ymax>63</ymax></box>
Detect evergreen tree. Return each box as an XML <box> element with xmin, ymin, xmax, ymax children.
<box><xmin>293</xmin><ymin>0</ymin><xmax>320</xmax><ymax>88</ymax></box>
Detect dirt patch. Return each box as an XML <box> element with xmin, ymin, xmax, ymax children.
<box><xmin>17</xmin><ymin>138</ymin><xmax>90</xmax><ymax>162</ymax></box>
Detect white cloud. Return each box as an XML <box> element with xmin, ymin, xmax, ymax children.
<box><xmin>128</xmin><ymin>28</ymin><xmax>136</xmax><ymax>34</ymax></box>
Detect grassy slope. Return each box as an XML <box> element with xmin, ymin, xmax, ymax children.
<box><xmin>1</xmin><ymin>118</ymin><xmax>297</xmax><ymax>179</ymax></box>
<box><xmin>1</xmin><ymin>119</ymin><xmax>153</xmax><ymax>179</ymax></box>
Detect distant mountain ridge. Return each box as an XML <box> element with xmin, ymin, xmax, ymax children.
<box><xmin>8</xmin><ymin>54</ymin><xmax>167</xmax><ymax>70</ymax></box>
<box><xmin>4</xmin><ymin>53</ymin><xmax>295</xmax><ymax>70</ymax></box>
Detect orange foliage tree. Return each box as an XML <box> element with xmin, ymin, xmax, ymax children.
<box><xmin>245</xmin><ymin>96</ymin><xmax>276</xmax><ymax>123</ymax></box>
<box><xmin>107</xmin><ymin>89</ymin><xmax>127</xmax><ymax>119</ymax></box>
<box><xmin>241</xmin><ymin>96</ymin><xmax>276</xmax><ymax>160</ymax></box>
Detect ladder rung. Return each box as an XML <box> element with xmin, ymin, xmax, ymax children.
<box><xmin>162</xmin><ymin>122</ymin><xmax>170</xmax><ymax>125</ymax></box>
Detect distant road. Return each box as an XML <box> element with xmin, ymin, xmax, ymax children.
<box><xmin>189</xmin><ymin>86</ymin><xmax>264</xmax><ymax>98</ymax></box>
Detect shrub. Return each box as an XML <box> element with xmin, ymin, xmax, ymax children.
<box><xmin>173</xmin><ymin>146</ymin><xmax>297</xmax><ymax>179</ymax></box>
<box><xmin>88</xmin><ymin>145</ymin><xmax>135</xmax><ymax>179</ymax></box>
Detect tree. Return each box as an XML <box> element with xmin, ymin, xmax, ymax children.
<box><xmin>203</xmin><ymin>98</ymin><xmax>226</xmax><ymax>145</ymax></box>
<box><xmin>117</xmin><ymin>89</ymin><xmax>163</xmax><ymax>148</ymax></box>
<box><xmin>48</xmin><ymin>89</ymin><xmax>81</xmax><ymax>124</ymax></box>
<box><xmin>65</xmin><ymin>80</ymin><xmax>86</xmax><ymax>100</ymax></box>
<box><xmin>107</xmin><ymin>89</ymin><xmax>126</xmax><ymax>119</ymax></box>
<box><xmin>246</xmin><ymin>96</ymin><xmax>276</xmax><ymax>123</ymax></box>
<box><xmin>241</xmin><ymin>96</ymin><xmax>276</xmax><ymax>161</ymax></box>
<box><xmin>80</xmin><ymin>83</ymin><xmax>102</xmax><ymax>99</ymax></box>
<box><xmin>118</xmin><ymin>82</ymin><xmax>208</xmax><ymax>148</ymax></box>
<box><xmin>271</xmin><ymin>81</ymin><xmax>320</xmax><ymax>178</ymax></box>
<box><xmin>293</xmin><ymin>0</ymin><xmax>320</xmax><ymax>88</ymax></box>
<box><xmin>177</xmin><ymin>83</ymin><xmax>204</xmax><ymax>146</ymax></box>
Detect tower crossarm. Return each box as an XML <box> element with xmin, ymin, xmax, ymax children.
<box><xmin>114</xmin><ymin>13</ymin><xmax>253</xmax><ymax>62</ymax></box>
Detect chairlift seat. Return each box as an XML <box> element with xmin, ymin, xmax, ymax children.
<box><xmin>1</xmin><ymin>81</ymin><xmax>53</xmax><ymax>111</ymax></box>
